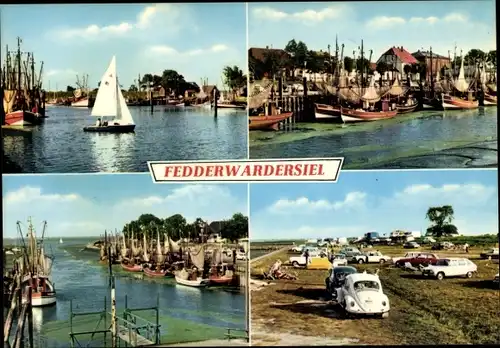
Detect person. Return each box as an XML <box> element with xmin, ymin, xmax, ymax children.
<box><xmin>304</xmin><ymin>249</ymin><xmax>310</xmax><ymax>268</ymax></box>
<box><xmin>465</xmin><ymin>243</ymin><xmax>469</xmax><ymax>253</ymax></box>
<box><xmin>96</xmin><ymin>118</ymin><xmax>102</xmax><ymax>127</ymax></box>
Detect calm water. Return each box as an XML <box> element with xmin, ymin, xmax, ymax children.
<box><xmin>249</xmin><ymin>107</ymin><xmax>498</xmax><ymax>169</ymax></box>
<box><xmin>3</xmin><ymin>106</ymin><xmax>247</xmax><ymax>173</ymax></box>
<box><xmin>4</xmin><ymin>238</ymin><xmax>245</xmax><ymax>347</ymax></box>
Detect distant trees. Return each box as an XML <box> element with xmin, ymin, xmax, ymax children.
<box><xmin>222</xmin><ymin>65</ymin><xmax>246</xmax><ymax>97</ymax></box>
<box><xmin>425</xmin><ymin>205</ymin><xmax>459</xmax><ymax>238</ymax></box>
<box><xmin>121</xmin><ymin>212</ymin><xmax>248</xmax><ymax>242</ymax></box>
<box><xmin>66</xmin><ymin>85</ymin><xmax>75</xmax><ymax>92</ymax></box>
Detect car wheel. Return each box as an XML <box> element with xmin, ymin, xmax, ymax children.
<box><xmin>358</xmin><ymin>259</ymin><xmax>364</xmax><ymax>264</ymax></box>
<box><xmin>292</xmin><ymin>261</ymin><xmax>299</xmax><ymax>268</ymax></box>
<box><xmin>466</xmin><ymin>271</ymin><xmax>473</xmax><ymax>278</ymax></box>
<box><xmin>381</xmin><ymin>312</ymin><xmax>389</xmax><ymax>319</ymax></box>
<box><xmin>379</xmin><ymin>259</ymin><xmax>385</xmax><ymax>264</ymax></box>
<box><xmin>436</xmin><ymin>272</ymin><xmax>444</xmax><ymax>280</ymax></box>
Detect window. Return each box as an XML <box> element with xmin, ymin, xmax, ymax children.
<box><xmin>458</xmin><ymin>261</ymin><xmax>467</xmax><ymax>266</ymax></box>
<box><xmin>436</xmin><ymin>259</ymin><xmax>449</xmax><ymax>266</ymax></box>
<box><xmin>354</xmin><ymin>281</ymin><xmax>380</xmax><ymax>291</ymax></box>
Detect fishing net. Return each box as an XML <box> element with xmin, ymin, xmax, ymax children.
<box><xmin>248</xmin><ymin>80</ymin><xmax>273</xmax><ymax>109</ymax></box>
<box><xmin>189</xmin><ymin>246</ymin><xmax>205</xmax><ymax>270</ymax></box>
<box><xmin>168</xmin><ymin>237</ymin><xmax>180</xmax><ymax>253</ymax></box>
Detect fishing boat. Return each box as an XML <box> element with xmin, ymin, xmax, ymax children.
<box><xmin>396</xmin><ymin>98</ymin><xmax>419</xmax><ymax>114</ymax></box>
<box><xmin>4</xmin><ymin>110</ymin><xmax>42</xmax><ymax>126</ymax></box>
<box><xmin>385</xmin><ymin>76</ymin><xmax>419</xmax><ymax>114</ymax></box>
<box><xmin>314</xmin><ymin>103</ymin><xmax>341</xmax><ymax>120</ymax></box>
<box><xmin>143</xmin><ymin>267</ymin><xmax>173</xmax><ymax>278</ymax></box>
<box><xmin>340</xmin><ymin>106</ymin><xmax>398</xmax><ymax>122</ymax></box>
<box><xmin>442</xmin><ymin>50</ymin><xmax>479</xmax><ymax>110</ymax></box>
<box><xmin>483</xmin><ymin>93</ymin><xmax>497</xmax><ymax>106</ymax></box>
<box><xmin>71</xmin><ymin>97</ymin><xmax>90</xmax><ymax>108</ymax></box>
<box><xmin>217</xmin><ymin>103</ymin><xmax>246</xmax><ymax>109</ymax></box>
<box><xmin>83</xmin><ymin>56</ymin><xmax>136</xmax><ymax>133</ymax></box>
<box><xmin>121</xmin><ymin>262</ymin><xmax>142</xmax><ymax>272</ymax></box>
<box><xmin>175</xmin><ymin>275</ymin><xmax>209</xmax><ymax>287</ymax></box>
<box><xmin>249</xmin><ymin>112</ymin><xmax>293</xmax><ymax>131</ymax></box>
<box><xmin>24</xmin><ymin>275</ymin><xmax>57</xmax><ymax>307</ymax></box>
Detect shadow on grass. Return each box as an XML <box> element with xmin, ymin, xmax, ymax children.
<box><xmin>269</xmin><ymin>301</ymin><xmax>344</xmax><ymax>319</ymax></box>
<box><xmin>461</xmin><ymin>280</ymin><xmax>500</xmax><ymax>290</ymax></box>
<box><xmin>276</xmin><ymin>287</ymin><xmax>330</xmax><ymax>301</ymax></box>
<box><xmin>399</xmin><ymin>273</ymin><xmax>425</xmax><ymax>280</ymax></box>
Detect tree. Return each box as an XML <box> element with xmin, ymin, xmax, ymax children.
<box><xmin>219</xmin><ymin>213</ymin><xmax>248</xmax><ymax>242</ymax></box>
<box><xmin>343</xmin><ymin>56</ymin><xmax>354</xmax><ymax>73</ymax></box>
<box><xmin>161</xmin><ymin>70</ymin><xmax>186</xmax><ymax>96</ymax></box>
<box><xmin>425</xmin><ymin>205</ymin><xmax>459</xmax><ymax>238</ymax></box>
<box><xmin>222</xmin><ymin>65</ymin><xmax>246</xmax><ymax>97</ymax></box>
<box><xmin>486</xmin><ymin>50</ymin><xmax>496</xmax><ymax>68</ymax></box>
<box><xmin>163</xmin><ymin>213</ymin><xmax>188</xmax><ymax>241</ymax></box>
<box><xmin>128</xmin><ymin>84</ymin><xmax>138</xmax><ymax>92</ymax></box>
<box><xmin>262</xmin><ymin>50</ymin><xmax>285</xmax><ymax>79</ymax></box>
<box><xmin>66</xmin><ymin>85</ymin><xmax>76</xmax><ymax>93</ymax></box>
<box><xmin>464</xmin><ymin>49</ymin><xmax>486</xmax><ymax>65</ymax></box>
<box><xmin>376</xmin><ymin>61</ymin><xmax>389</xmax><ymax>75</ymax></box>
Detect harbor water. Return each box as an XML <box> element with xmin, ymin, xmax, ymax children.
<box><xmin>249</xmin><ymin>107</ymin><xmax>498</xmax><ymax>168</ymax></box>
<box><xmin>5</xmin><ymin>238</ymin><xmax>245</xmax><ymax>347</ymax></box>
<box><xmin>3</xmin><ymin>106</ymin><xmax>247</xmax><ymax>173</ymax></box>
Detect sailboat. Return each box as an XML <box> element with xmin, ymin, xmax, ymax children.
<box><xmin>442</xmin><ymin>51</ymin><xmax>479</xmax><ymax>110</ymax></box>
<box><xmin>83</xmin><ymin>56</ymin><xmax>136</xmax><ymax>133</ymax></box>
<box><xmin>175</xmin><ymin>245</ymin><xmax>209</xmax><ymax>287</ymax></box>
<box><xmin>481</xmin><ymin>65</ymin><xmax>497</xmax><ymax>106</ymax></box>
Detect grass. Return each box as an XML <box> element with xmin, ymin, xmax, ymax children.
<box><xmin>250</xmin><ymin>244</ymin><xmax>500</xmax><ymax>345</ymax></box>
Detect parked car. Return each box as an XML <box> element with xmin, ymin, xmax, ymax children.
<box><xmin>479</xmin><ymin>248</ymin><xmax>499</xmax><ymax>260</ymax></box>
<box><xmin>493</xmin><ymin>273</ymin><xmax>499</xmax><ymax>286</ymax></box>
<box><xmin>335</xmin><ymin>272</ymin><xmax>390</xmax><ymax>318</ymax></box>
<box><xmin>332</xmin><ymin>254</ymin><xmax>348</xmax><ymax>267</ymax></box>
<box><xmin>421</xmin><ymin>237</ymin><xmax>436</xmax><ymax>244</ymax></box>
<box><xmin>404</xmin><ymin>241</ymin><xmax>421</xmax><ymax>249</ymax></box>
<box><xmin>421</xmin><ymin>258</ymin><xmax>477</xmax><ymax>280</ymax></box>
<box><xmin>291</xmin><ymin>244</ymin><xmax>305</xmax><ymax>253</ymax></box>
<box><xmin>392</xmin><ymin>252</ymin><xmax>421</xmax><ymax>265</ymax></box>
<box><xmin>431</xmin><ymin>241</ymin><xmax>455</xmax><ymax>250</ymax></box>
<box><xmin>351</xmin><ymin>251</ymin><xmax>392</xmax><ymax>264</ymax></box>
<box><xmin>395</xmin><ymin>253</ymin><xmax>439</xmax><ymax>268</ymax></box>
<box><xmin>340</xmin><ymin>246</ymin><xmax>361</xmax><ymax>256</ymax></box>
<box><xmin>235</xmin><ymin>251</ymin><xmax>247</xmax><ymax>261</ymax></box>
<box><xmin>289</xmin><ymin>249</ymin><xmax>326</xmax><ymax>267</ymax></box>
<box><xmin>325</xmin><ymin>266</ymin><xmax>358</xmax><ymax>298</ymax></box>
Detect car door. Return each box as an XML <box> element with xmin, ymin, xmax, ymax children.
<box><xmin>457</xmin><ymin>260</ymin><xmax>468</xmax><ymax>275</ymax></box>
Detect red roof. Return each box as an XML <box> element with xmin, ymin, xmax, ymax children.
<box><xmin>384</xmin><ymin>46</ymin><xmax>418</xmax><ymax>64</ymax></box>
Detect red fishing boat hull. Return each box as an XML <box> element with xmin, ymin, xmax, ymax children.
<box><xmin>314</xmin><ymin>103</ymin><xmax>341</xmax><ymax>119</ymax></box>
<box><xmin>483</xmin><ymin>94</ymin><xmax>497</xmax><ymax>106</ymax></box>
<box><xmin>143</xmin><ymin>267</ymin><xmax>168</xmax><ymax>277</ymax></box>
<box><xmin>121</xmin><ymin>263</ymin><xmax>143</xmax><ymax>272</ymax></box>
<box><xmin>249</xmin><ymin>112</ymin><xmax>293</xmax><ymax>131</ymax></box>
<box><xmin>5</xmin><ymin>110</ymin><xmax>42</xmax><ymax>126</ymax></box>
<box><xmin>442</xmin><ymin>95</ymin><xmax>479</xmax><ymax>110</ymax></box>
<box><xmin>209</xmin><ymin>275</ymin><xmax>235</xmax><ymax>285</ymax></box>
<box><xmin>340</xmin><ymin>107</ymin><xmax>398</xmax><ymax>122</ymax></box>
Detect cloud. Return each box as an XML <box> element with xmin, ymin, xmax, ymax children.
<box><xmin>367</xmin><ymin>12</ymin><xmax>470</xmax><ymax>30</ymax></box>
<box><xmin>393</xmin><ymin>183</ymin><xmax>496</xmax><ymax>205</ymax></box>
<box><xmin>149</xmin><ymin>43</ymin><xmax>229</xmax><ymax>57</ymax></box>
<box><xmin>268</xmin><ymin>191</ymin><xmax>367</xmax><ymax>214</ymax></box>
<box><xmin>52</xmin><ymin>4</ymin><xmax>184</xmax><ymax>41</ymax></box>
<box><xmin>4</xmin><ymin>186</ymin><xmax>81</xmax><ymax>204</ymax></box>
<box><xmin>252</xmin><ymin>5</ymin><xmax>348</xmax><ymax>24</ymax></box>
<box><xmin>44</xmin><ymin>69</ymin><xmax>78</xmax><ymax>78</ymax></box>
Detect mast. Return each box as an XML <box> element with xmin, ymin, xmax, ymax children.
<box><xmin>327</xmin><ymin>44</ymin><xmax>331</xmax><ymax>82</ymax></box>
<box><xmin>16</xmin><ymin>37</ymin><xmax>21</xmax><ymax>93</ymax></box>
<box><xmin>360</xmin><ymin>39</ymin><xmax>364</xmax><ymax>89</ymax></box>
<box><xmin>430</xmin><ymin>47</ymin><xmax>434</xmax><ymax>94</ymax></box>
<box><xmin>453</xmin><ymin>43</ymin><xmax>457</xmax><ymax>77</ymax></box>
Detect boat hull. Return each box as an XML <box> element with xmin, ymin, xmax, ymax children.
<box><xmin>340</xmin><ymin>107</ymin><xmax>398</xmax><ymax>123</ymax></box>
<box><xmin>483</xmin><ymin>94</ymin><xmax>497</xmax><ymax>106</ymax></box>
<box><xmin>71</xmin><ymin>98</ymin><xmax>92</xmax><ymax>108</ymax></box>
<box><xmin>314</xmin><ymin>103</ymin><xmax>341</xmax><ymax>120</ymax></box>
<box><xmin>442</xmin><ymin>95</ymin><xmax>479</xmax><ymax>110</ymax></box>
<box><xmin>217</xmin><ymin>103</ymin><xmax>246</xmax><ymax>109</ymax></box>
<box><xmin>121</xmin><ymin>263</ymin><xmax>143</xmax><ymax>272</ymax></box>
<box><xmin>249</xmin><ymin>113</ymin><xmax>293</xmax><ymax>131</ymax></box>
<box><xmin>143</xmin><ymin>267</ymin><xmax>170</xmax><ymax>277</ymax></box>
<box><xmin>396</xmin><ymin>103</ymin><xmax>419</xmax><ymax>114</ymax></box>
<box><xmin>5</xmin><ymin>110</ymin><xmax>43</xmax><ymax>126</ymax></box>
<box><xmin>175</xmin><ymin>275</ymin><xmax>209</xmax><ymax>287</ymax></box>
<box><xmin>31</xmin><ymin>292</ymin><xmax>57</xmax><ymax>307</ymax></box>
<box><xmin>83</xmin><ymin>124</ymin><xmax>135</xmax><ymax>133</ymax></box>
<box><xmin>209</xmin><ymin>276</ymin><xmax>235</xmax><ymax>286</ymax></box>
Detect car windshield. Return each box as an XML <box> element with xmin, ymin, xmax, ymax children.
<box><xmin>435</xmin><ymin>259</ymin><xmax>449</xmax><ymax>266</ymax></box>
<box><xmin>354</xmin><ymin>280</ymin><xmax>380</xmax><ymax>291</ymax></box>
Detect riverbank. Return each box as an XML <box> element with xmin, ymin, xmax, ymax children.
<box><xmin>250</xmin><ymin>245</ymin><xmax>500</xmax><ymax>345</ymax></box>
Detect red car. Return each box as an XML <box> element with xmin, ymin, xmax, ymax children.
<box><xmin>395</xmin><ymin>253</ymin><xmax>439</xmax><ymax>267</ymax></box>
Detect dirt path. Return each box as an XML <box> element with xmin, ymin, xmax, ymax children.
<box><xmin>251</xmin><ymin>246</ymin><xmax>290</xmax><ymax>264</ymax></box>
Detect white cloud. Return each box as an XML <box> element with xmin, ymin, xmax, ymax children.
<box><xmin>4</xmin><ymin>186</ymin><xmax>81</xmax><ymax>204</ymax></box>
<box><xmin>252</xmin><ymin>5</ymin><xmax>348</xmax><ymax>24</ymax></box>
<box><xmin>53</xmin><ymin>4</ymin><xmax>184</xmax><ymax>40</ymax></box>
<box><xmin>367</xmin><ymin>12</ymin><xmax>470</xmax><ymax>30</ymax></box>
<box><xmin>268</xmin><ymin>191</ymin><xmax>367</xmax><ymax>214</ymax></box>
<box><xmin>45</xmin><ymin>69</ymin><xmax>78</xmax><ymax>77</ymax></box>
<box><xmin>149</xmin><ymin>43</ymin><xmax>229</xmax><ymax>57</ymax></box>
<box><xmin>366</xmin><ymin>16</ymin><xmax>406</xmax><ymax>29</ymax></box>
<box><xmin>443</xmin><ymin>12</ymin><xmax>468</xmax><ymax>22</ymax></box>
<box><xmin>409</xmin><ymin>16</ymin><xmax>439</xmax><ymax>24</ymax></box>
<box><xmin>394</xmin><ymin>183</ymin><xmax>496</xmax><ymax>205</ymax></box>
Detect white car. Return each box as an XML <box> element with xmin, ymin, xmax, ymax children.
<box><xmin>336</xmin><ymin>272</ymin><xmax>390</xmax><ymax>318</ymax></box>
<box><xmin>352</xmin><ymin>251</ymin><xmax>392</xmax><ymax>264</ymax></box>
<box><xmin>235</xmin><ymin>251</ymin><xmax>247</xmax><ymax>261</ymax></box>
<box><xmin>289</xmin><ymin>249</ymin><xmax>325</xmax><ymax>267</ymax></box>
<box><xmin>422</xmin><ymin>258</ymin><xmax>477</xmax><ymax>280</ymax></box>
<box><xmin>291</xmin><ymin>244</ymin><xmax>305</xmax><ymax>253</ymax></box>
<box><xmin>392</xmin><ymin>252</ymin><xmax>421</xmax><ymax>265</ymax></box>
<box><xmin>493</xmin><ymin>273</ymin><xmax>499</xmax><ymax>285</ymax></box>
<box><xmin>332</xmin><ymin>254</ymin><xmax>348</xmax><ymax>267</ymax></box>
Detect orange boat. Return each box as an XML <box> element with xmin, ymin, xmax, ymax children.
<box><xmin>143</xmin><ymin>267</ymin><xmax>174</xmax><ymax>278</ymax></box>
<box><xmin>121</xmin><ymin>262</ymin><xmax>143</xmax><ymax>272</ymax></box>
<box><xmin>340</xmin><ymin>106</ymin><xmax>398</xmax><ymax>123</ymax></box>
<box><xmin>209</xmin><ymin>275</ymin><xmax>235</xmax><ymax>285</ymax></box>
<box><xmin>441</xmin><ymin>94</ymin><xmax>479</xmax><ymax>110</ymax></box>
<box><xmin>248</xmin><ymin>112</ymin><xmax>293</xmax><ymax>131</ymax></box>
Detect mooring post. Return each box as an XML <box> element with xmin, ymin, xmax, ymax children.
<box><xmin>111</xmin><ymin>276</ymin><xmax>117</xmax><ymax>348</ymax></box>
<box><xmin>156</xmin><ymin>294</ymin><xmax>160</xmax><ymax>344</ymax></box>
<box><xmin>104</xmin><ymin>296</ymin><xmax>107</xmax><ymax>348</ymax></box>
<box><xmin>149</xmin><ymin>85</ymin><xmax>154</xmax><ymax>114</ymax></box>
<box><xmin>27</xmin><ymin>286</ymin><xmax>33</xmax><ymax>348</ymax></box>
<box><xmin>0</xmin><ymin>87</ymin><xmax>5</xmax><ymax>125</ymax></box>
<box><xmin>213</xmin><ymin>88</ymin><xmax>218</xmax><ymax>118</ymax></box>
<box><xmin>70</xmin><ymin>300</ymin><xmax>74</xmax><ymax>348</ymax></box>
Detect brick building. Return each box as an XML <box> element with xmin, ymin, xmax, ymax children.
<box><xmin>412</xmin><ymin>50</ymin><xmax>451</xmax><ymax>80</ymax></box>
<box><xmin>376</xmin><ymin>46</ymin><xmax>418</xmax><ymax>79</ymax></box>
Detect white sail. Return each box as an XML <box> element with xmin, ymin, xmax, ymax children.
<box><xmin>387</xmin><ymin>76</ymin><xmax>405</xmax><ymax>97</ymax></box>
<box><xmin>142</xmin><ymin>234</ymin><xmax>150</xmax><ymax>262</ymax></box>
<box><xmin>116</xmin><ymin>82</ymin><xmax>135</xmax><ymax>125</ymax></box>
<box><xmin>190</xmin><ymin>245</ymin><xmax>205</xmax><ymax>270</ymax></box>
<box><xmin>156</xmin><ymin>230</ymin><xmax>165</xmax><ymax>264</ymax></box>
<box><xmin>453</xmin><ymin>55</ymin><xmax>469</xmax><ymax>93</ymax></box>
<box><xmin>91</xmin><ymin>56</ymin><xmax>118</xmax><ymax>117</ymax></box>
<box><xmin>480</xmin><ymin>65</ymin><xmax>488</xmax><ymax>86</ymax></box>
<box><xmin>361</xmin><ymin>77</ymin><xmax>381</xmax><ymax>103</ymax></box>
<box><xmin>163</xmin><ymin>233</ymin><xmax>170</xmax><ymax>254</ymax></box>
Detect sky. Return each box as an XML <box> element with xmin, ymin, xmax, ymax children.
<box><xmin>250</xmin><ymin>170</ymin><xmax>498</xmax><ymax>241</ymax></box>
<box><xmin>2</xmin><ymin>174</ymin><xmax>248</xmax><ymax>238</ymax></box>
<box><xmin>249</xmin><ymin>1</ymin><xmax>496</xmax><ymax>62</ymax></box>
<box><xmin>1</xmin><ymin>3</ymin><xmax>246</xmax><ymax>90</ymax></box>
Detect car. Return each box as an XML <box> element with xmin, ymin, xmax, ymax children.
<box><xmin>335</xmin><ymin>272</ymin><xmax>390</xmax><ymax>318</ymax></box>
<box><xmin>395</xmin><ymin>253</ymin><xmax>439</xmax><ymax>268</ymax></box>
<box><xmin>291</xmin><ymin>244</ymin><xmax>305</xmax><ymax>253</ymax></box>
<box><xmin>431</xmin><ymin>241</ymin><xmax>455</xmax><ymax>250</ymax></box>
<box><xmin>392</xmin><ymin>252</ymin><xmax>421</xmax><ymax>265</ymax></box>
<box><xmin>235</xmin><ymin>251</ymin><xmax>247</xmax><ymax>261</ymax></box>
<box><xmin>340</xmin><ymin>246</ymin><xmax>361</xmax><ymax>256</ymax></box>
<box><xmin>421</xmin><ymin>258</ymin><xmax>477</xmax><ymax>280</ymax></box>
<box><xmin>493</xmin><ymin>273</ymin><xmax>499</xmax><ymax>286</ymax></box>
<box><xmin>479</xmin><ymin>248</ymin><xmax>499</xmax><ymax>260</ymax></box>
<box><xmin>325</xmin><ymin>266</ymin><xmax>358</xmax><ymax>298</ymax></box>
<box><xmin>331</xmin><ymin>254</ymin><xmax>348</xmax><ymax>267</ymax></box>
<box><xmin>421</xmin><ymin>237</ymin><xmax>436</xmax><ymax>244</ymax></box>
<box><xmin>351</xmin><ymin>251</ymin><xmax>392</xmax><ymax>264</ymax></box>
<box><xmin>289</xmin><ymin>249</ymin><xmax>326</xmax><ymax>267</ymax></box>
<box><xmin>404</xmin><ymin>241</ymin><xmax>421</xmax><ymax>249</ymax></box>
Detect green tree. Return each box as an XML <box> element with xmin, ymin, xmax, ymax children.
<box><xmin>66</xmin><ymin>85</ymin><xmax>75</xmax><ymax>92</ymax></box>
<box><xmin>128</xmin><ymin>84</ymin><xmax>138</xmax><ymax>92</ymax></box>
<box><xmin>164</xmin><ymin>214</ymin><xmax>188</xmax><ymax>241</ymax></box>
<box><xmin>222</xmin><ymin>65</ymin><xmax>246</xmax><ymax>97</ymax></box>
<box><xmin>487</xmin><ymin>50</ymin><xmax>497</xmax><ymax>68</ymax></box>
<box><xmin>464</xmin><ymin>49</ymin><xmax>486</xmax><ymax>65</ymax></box>
<box><xmin>220</xmin><ymin>213</ymin><xmax>248</xmax><ymax>242</ymax></box>
<box><xmin>425</xmin><ymin>205</ymin><xmax>459</xmax><ymax>238</ymax></box>
<box><xmin>343</xmin><ymin>56</ymin><xmax>354</xmax><ymax>72</ymax></box>
<box><xmin>262</xmin><ymin>50</ymin><xmax>285</xmax><ymax>79</ymax></box>
<box><xmin>161</xmin><ymin>70</ymin><xmax>186</xmax><ymax>96</ymax></box>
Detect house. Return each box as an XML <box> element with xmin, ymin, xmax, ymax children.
<box><xmin>376</xmin><ymin>46</ymin><xmax>419</xmax><ymax>79</ymax></box>
<box><xmin>205</xmin><ymin>220</ymin><xmax>227</xmax><ymax>243</ymax></box>
<box><xmin>184</xmin><ymin>89</ymin><xmax>197</xmax><ymax>99</ymax></box>
<box><xmin>412</xmin><ymin>50</ymin><xmax>451</xmax><ymax>80</ymax></box>
<box><xmin>249</xmin><ymin>47</ymin><xmax>291</xmax><ymax>78</ymax></box>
